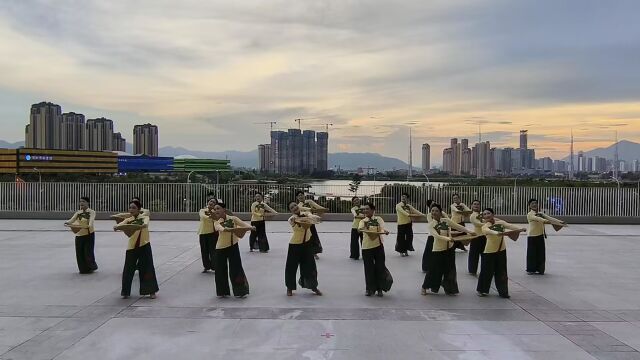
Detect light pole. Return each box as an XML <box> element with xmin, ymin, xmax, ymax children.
<box><xmin>186</xmin><ymin>171</ymin><xmax>196</xmax><ymax>212</ymax></box>
<box><xmin>611</xmin><ymin>176</ymin><xmax>621</xmax><ymax>216</ymax></box>
<box><xmin>33</xmin><ymin>168</ymin><xmax>42</xmax><ymax>208</ymax></box>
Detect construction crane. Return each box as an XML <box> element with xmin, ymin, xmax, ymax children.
<box><xmin>293</xmin><ymin>118</ymin><xmax>318</xmax><ymax>130</ymax></box>
<box><xmin>253</xmin><ymin>121</ymin><xmax>278</xmax><ymax>132</ymax></box>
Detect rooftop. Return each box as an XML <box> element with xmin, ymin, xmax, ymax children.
<box><xmin>1</xmin><ymin>220</ymin><xmax>639</xmax><ymax>359</ymax></box>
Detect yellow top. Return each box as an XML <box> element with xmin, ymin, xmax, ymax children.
<box><xmin>450</xmin><ymin>203</ymin><xmax>471</xmax><ymax>224</ymax></box>
<box><xmin>396</xmin><ymin>202</ymin><xmax>424</xmax><ymax>225</ymax></box>
<box><xmin>297</xmin><ymin>200</ymin><xmax>324</xmax><ymax>213</ymax></box>
<box><xmin>119</xmin><ymin>215</ymin><xmax>150</xmax><ymax>250</ymax></box>
<box><xmin>470</xmin><ymin>211</ymin><xmax>485</xmax><ymax>234</ymax></box>
<box><xmin>527</xmin><ymin>210</ymin><xmax>562</xmax><ymax>237</ymax></box>
<box><xmin>429</xmin><ymin>218</ymin><xmax>469</xmax><ymax>252</ymax></box>
<box><xmin>67</xmin><ymin>209</ymin><xmax>96</xmax><ymax>236</ymax></box>
<box><xmin>214</xmin><ymin>215</ymin><xmax>251</xmax><ymax>249</ymax></box>
<box><xmin>251</xmin><ymin>201</ymin><xmax>276</xmax><ymax>222</ymax></box>
<box><xmin>481</xmin><ymin>220</ymin><xmax>522</xmax><ymax>253</ymax></box>
<box><xmin>287</xmin><ymin>213</ymin><xmax>320</xmax><ymax>244</ymax></box>
<box><xmin>197</xmin><ymin>208</ymin><xmax>216</xmax><ymax>235</ymax></box>
<box><xmin>358</xmin><ymin>216</ymin><xmax>386</xmax><ymax>250</ymax></box>
<box><xmin>351</xmin><ymin>206</ymin><xmax>365</xmax><ymax>229</ymax></box>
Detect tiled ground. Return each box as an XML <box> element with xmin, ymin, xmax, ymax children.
<box><xmin>0</xmin><ymin>220</ymin><xmax>639</xmax><ymax>360</ymax></box>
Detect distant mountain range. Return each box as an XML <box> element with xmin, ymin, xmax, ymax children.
<box><xmin>563</xmin><ymin>140</ymin><xmax>640</xmax><ymax>163</ymax></box>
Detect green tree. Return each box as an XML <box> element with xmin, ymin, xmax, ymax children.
<box><xmin>348</xmin><ymin>173</ymin><xmax>362</xmax><ymax>195</ymax></box>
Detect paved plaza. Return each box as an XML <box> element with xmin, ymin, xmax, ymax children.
<box><xmin>0</xmin><ymin>219</ymin><xmax>639</xmax><ymax>360</ymax></box>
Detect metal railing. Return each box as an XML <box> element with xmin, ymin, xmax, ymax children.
<box><xmin>0</xmin><ymin>182</ymin><xmax>638</xmax><ymax>217</ymax></box>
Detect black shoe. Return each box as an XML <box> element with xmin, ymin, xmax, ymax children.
<box><xmin>376</xmin><ymin>291</ymin><xmax>383</xmax><ymax>297</ymax></box>
<box><xmin>202</xmin><ymin>269</ymin><xmax>209</xmax><ymax>273</ymax></box>
<box><xmin>499</xmin><ymin>294</ymin><xmax>511</xmax><ymax>299</ymax></box>
<box><xmin>365</xmin><ymin>291</ymin><xmax>373</xmax><ymax>297</ymax></box>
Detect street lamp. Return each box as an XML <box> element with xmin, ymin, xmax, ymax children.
<box><xmin>611</xmin><ymin>176</ymin><xmax>621</xmax><ymax>217</ymax></box>
<box><xmin>186</xmin><ymin>171</ymin><xmax>196</xmax><ymax>212</ymax></box>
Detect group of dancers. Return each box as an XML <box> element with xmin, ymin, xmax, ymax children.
<box><xmin>63</xmin><ymin>191</ymin><xmax>566</xmax><ymax>300</ymax></box>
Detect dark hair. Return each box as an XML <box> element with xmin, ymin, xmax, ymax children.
<box><xmin>216</xmin><ymin>202</ymin><xmax>227</xmax><ymax>209</ymax></box>
<box><xmin>352</xmin><ymin>196</ymin><xmax>359</xmax><ymax>201</ymax></box>
<box><xmin>80</xmin><ymin>196</ymin><xmax>90</xmax><ymax>203</ymax></box>
<box><xmin>483</xmin><ymin>207</ymin><xmax>495</xmax><ymax>214</ymax></box>
<box><xmin>430</xmin><ymin>203</ymin><xmax>442</xmax><ymax>212</ymax></box>
<box><xmin>452</xmin><ymin>193</ymin><xmax>460</xmax><ymax>198</ymax></box>
<box><xmin>129</xmin><ymin>200</ymin><xmax>142</xmax><ymax>210</ymax></box>
<box><xmin>401</xmin><ymin>192</ymin><xmax>409</xmax><ymax>198</ymax></box>
<box><xmin>528</xmin><ymin>198</ymin><xmax>538</xmax><ymax>206</ymax></box>
<box><xmin>426</xmin><ymin>199</ymin><xmax>434</xmax><ymax>208</ymax></box>
<box><xmin>132</xmin><ymin>196</ymin><xmax>141</xmax><ymax>201</ymax></box>
<box><xmin>288</xmin><ymin>201</ymin><xmax>298</xmax><ymax>208</ymax></box>
<box><xmin>364</xmin><ymin>202</ymin><xmax>376</xmax><ymax>210</ymax></box>
<box><xmin>472</xmin><ymin>199</ymin><xmax>480</xmax><ymax>204</ymax></box>
<box><xmin>295</xmin><ymin>190</ymin><xmax>305</xmax><ymax>197</ymax></box>
<box><xmin>255</xmin><ymin>192</ymin><xmax>263</xmax><ymax>197</ymax></box>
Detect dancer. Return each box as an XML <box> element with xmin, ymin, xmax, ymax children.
<box><xmin>198</xmin><ymin>198</ymin><xmax>218</xmax><ymax>273</ymax></box>
<box><xmin>395</xmin><ymin>192</ymin><xmax>424</xmax><ymax>256</ymax></box>
<box><xmin>296</xmin><ymin>191</ymin><xmax>327</xmax><ymax>259</ymax></box>
<box><xmin>450</xmin><ymin>193</ymin><xmax>471</xmax><ymax>251</ymax></box>
<box><xmin>64</xmin><ymin>196</ymin><xmax>98</xmax><ymax>274</ymax></box>
<box><xmin>114</xmin><ymin>200</ymin><xmax>158</xmax><ymax>299</ymax></box>
<box><xmin>358</xmin><ymin>202</ymin><xmax>392</xmax><ymax>297</ymax></box>
<box><xmin>213</xmin><ymin>202</ymin><xmax>254</xmax><ymax>298</ymax></box>
<box><xmin>468</xmin><ymin>200</ymin><xmax>487</xmax><ymax>275</ymax></box>
<box><xmin>422</xmin><ymin>200</ymin><xmax>450</xmax><ymax>272</ymax></box>
<box><xmin>111</xmin><ymin>196</ymin><xmax>150</xmax><ymax>222</ymax></box>
<box><xmin>478</xmin><ymin>208</ymin><xmax>526</xmax><ymax>298</ymax></box>
<box><xmin>526</xmin><ymin>199</ymin><xmax>566</xmax><ymax>275</ymax></box>
<box><xmin>285</xmin><ymin>202</ymin><xmax>323</xmax><ymax>296</ymax></box>
<box><xmin>421</xmin><ymin>203</ymin><xmax>475</xmax><ymax>296</ymax></box>
<box><xmin>250</xmin><ymin>192</ymin><xmax>278</xmax><ymax>253</ymax></box>
<box><xmin>350</xmin><ymin>196</ymin><xmax>365</xmax><ymax>260</ymax></box>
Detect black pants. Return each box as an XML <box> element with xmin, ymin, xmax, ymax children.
<box><xmin>199</xmin><ymin>232</ymin><xmax>218</xmax><ymax>271</ymax></box>
<box><xmin>75</xmin><ymin>233</ymin><xmax>98</xmax><ymax>274</ymax></box>
<box><xmin>285</xmin><ymin>242</ymin><xmax>319</xmax><ymax>290</ymax></box>
<box><xmin>309</xmin><ymin>224</ymin><xmax>323</xmax><ymax>254</ymax></box>
<box><xmin>452</xmin><ymin>222</ymin><xmax>467</xmax><ymax>251</ymax></box>
<box><xmin>214</xmin><ymin>243</ymin><xmax>249</xmax><ymax>297</ymax></box>
<box><xmin>526</xmin><ymin>235</ymin><xmax>546</xmax><ymax>274</ymax></box>
<box><xmin>362</xmin><ymin>245</ymin><xmax>392</xmax><ymax>292</ymax></box>
<box><xmin>395</xmin><ymin>223</ymin><xmax>414</xmax><ymax>253</ymax></box>
<box><xmin>121</xmin><ymin>243</ymin><xmax>159</xmax><ymax>297</ymax></box>
<box><xmin>350</xmin><ymin>228</ymin><xmax>363</xmax><ymax>260</ymax></box>
<box><xmin>477</xmin><ymin>250</ymin><xmax>509</xmax><ymax>296</ymax></box>
<box><xmin>421</xmin><ymin>236</ymin><xmax>434</xmax><ymax>272</ymax></box>
<box><xmin>249</xmin><ymin>221</ymin><xmax>270</xmax><ymax>252</ymax></box>
<box><xmin>468</xmin><ymin>236</ymin><xmax>487</xmax><ymax>274</ymax></box>
<box><xmin>422</xmin><ymin>247</ymin><xmax>459</xmax><ymax>294</ymax></box>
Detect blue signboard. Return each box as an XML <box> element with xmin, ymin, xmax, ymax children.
<box><xmin>118</xmin><ymin>156</ymin><xmax>173</xmax><ymax>173</ymax></box>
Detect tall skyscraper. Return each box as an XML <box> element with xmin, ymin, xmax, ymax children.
<box><xmin>316</xmin><ymin>131</ymin><xmax>329</xmax><ymax>172</ymax></box>
<box><xmin>519</xmin><ymin>130</ymin><xmax>528</xmax><ymax>150</ymax></box>
<box><xmin>421</xmin><ymin>143</ymin><xmax>430</xmax><ymax>173</ymax></box>
<box><xmin>302</xmin><ymin>130</ymin><xmax>317</xmax><ymax>174</ymax></box>
<box><xmin>61</xmin><ymin>112</ymin><xmax>85</xmax><ymax>150</ymax></box>
<box><xmin>472</xmin><ymin>141</ymin><xmax>491</xmax><ymax>178</ymax></box>
<box><xmin>577</xmin><ymin>151</ymin><xmax>585</xmax><ymax>172</ymax></box>
<box><xmin>587</xmin><ymin>157</ymin><xmax>594</xmax><ymax>172</ymax></box>
<box><xmin>286</xmin><ymin>129</ymin><xmax>303</xmax><ymax>173</ymax></box>
<box><xmin>133</xmin><ymin>123</ymin><xmax>159</xmax><ymax>157</ymax></box>
<box><xmin>258</xmin><ymin>144</ymin><xmax>273</xmax><ymax>173</ymax></box>
<box><xmin>442</xmin><ymin>148</ymin><xmax>454</xmax><ymax>173</ymax></box>
<box><xmin>86</xmin><ymin>117</ymin><xmax>114</xmax><ymax>151</ymax></box>
<box><xmin>26</xmin><ymin>102</ymin><xmax>62</xmax><ymax>149</ymax></box>
<box><xmin>112</xmin><ymin>132</ymin><xmax>126</xmax><ymax>152</ymax></box>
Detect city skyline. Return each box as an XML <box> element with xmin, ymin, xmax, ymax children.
<box><xmin>1</xmin><ymin>1</ymin><xmax>639</xmax><ymax>161</ymax></box>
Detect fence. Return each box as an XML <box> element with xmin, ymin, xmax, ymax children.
<box><xmin>0</xmin><ymin>182</ymin><xmax>639</xmax><ymax>217</ymax></box>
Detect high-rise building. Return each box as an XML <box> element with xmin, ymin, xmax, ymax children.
<box><xmin>633</xmin><ymin>159</ymin><xmax>639</xmax><ymax>173</ymax></box>
<box><xmin>442</xmin><ymin>138</ymin><xmax>470</xmax><ymax>175</ymax></box>
<box><xmin>270</xmin><ymin>130</ymin><xmax>287</xmax><ymax>174</ymax></box>
<box><xmin>133</xmin><ymin>123</ymin><xmax>159</xmax><ymax>157</ymax></box>
<box><xmin>587</xmin><ymin>157</ymin><xmax>593</xmax><ymax>172</ymax></box>
<box><xmin>421</xmin><ymin>143</ymin><xmax>430</xmax><ymax>173</ymax></box>
<box><xmin>594</xmin><ymin>156</ymin><xmax>607</xmax><ymax>173</ymax></box>
<box><xmin>61</xmin><ymin>112</ymin><xmax>85</xmax><ymax>150</ymax></box>
<box><xmin>442</xmin><ymin>148</ymin><xmax>454</xmax><ymax>173</ymax></box>
<box><xmin>26</xmin><ymin>102</ymin><xmax>63</xmax><ymax>149</ymax></box>
<box><xmin>461</xmin><ymin>147</ymin><xmax>472</xmax><ymax>174</ymax></box>
<box><xmin>578</xmin><ymin>151</ymin><xmax>585</xmax><ymax>172</ymax></box>
<box><xmin>86</xmin><ymin>117</ymin><xmax>114</xmax><ymax>151</ymax></box>
<box><xmin>511</xmin><ymin>149</ymin><xmax>522</xmax><ymax>173</ymax></box>
<box><xmin>472</xmin><ymin>141</ymin><xmax>491</xmax><ymax>177</ymax></box>
<box><xmin>302</xmin><ymin>130</ymin><xmax>317</xmax><ymax>174</ymax></box>
<box><xmin>316</xmin><ymin>131</ymin><xmax>329</xmax><ymax>172</ymax></box>
<box><xmin>541</xmin><ymin>157</ymin><xmax>553</xmax><ymax>172</ymax></box>
<box><xmin>286</xmin><ymin>129</ymin><xmax>303</xmax><ymax>174</ymax></box>
<box><xmin>112</xmin><ymin>132</ymin><xmax>126</xmax><ymax>152</ymax></box>
<box><xmin>258</xmin><ymin>144</ymin><xmax>273</xmax><ymax>173</ymax></box>
<box><xmin>553</xmin><ymin>160</ymin><xmax>567</xmax><ymax>173</ymax></box>
<box><xmin>519</xmin><ymin>130</ymin><xmax>528</xmax><ymax>150</ymax></box>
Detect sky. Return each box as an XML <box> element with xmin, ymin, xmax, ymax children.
<box><xmin>1</xmin><ymin>0</ymin><xmax>639</xmax><ymax>164</ymax></box>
